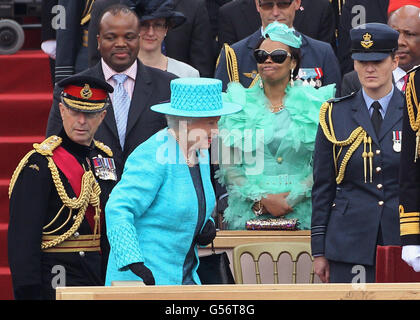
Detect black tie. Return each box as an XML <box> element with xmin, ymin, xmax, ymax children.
<box><xmin>371</xmin><ymin>101</ymin><xmax>383</xmax><ymax>136</ymax></box>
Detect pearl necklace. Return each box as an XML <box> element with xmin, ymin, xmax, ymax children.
<box><xmin>169</xmin><ymin>129</ymin><xmax>197</xmax><ymax>167</ymax></box>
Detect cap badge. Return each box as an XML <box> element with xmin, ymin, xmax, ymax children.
<box><xmin>80</xmin><ymin>84</ymin><xmax>93</xmax><ymax>99</ymax></box>
<box><xmin>361</xmin><ymin>33</ymin><xmax>373</xmax><ymax>49</ymax></box>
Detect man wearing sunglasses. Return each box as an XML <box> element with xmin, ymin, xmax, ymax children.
<box><xmin>215</xmin><ymin>0</ymin><xmax>341</xmax><ymax>94</ymax></box>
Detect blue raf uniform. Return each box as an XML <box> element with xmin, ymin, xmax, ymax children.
<box><xmin>55</xmin><ymin>0</ymin><xmax>94</xmax><ymax>83</ymax></box>
<box><xmin>311</xmin><ymin>23</ymin><xmax>403</xmax><ymax>283</ymax></box>
<box><xmin>214</xmin><ymin>29</ymin><xmax>342</xmax><ymax>93</ymax></box>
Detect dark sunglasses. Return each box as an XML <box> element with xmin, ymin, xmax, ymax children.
<box><xmin>258</xmin><ymin>0</ymin><xmax>294</xmax><ymax>10</ymax></box>
<box><xmin>254</xmin><ymin>49</ymin><xmax>292</xmax><ymax>64</ymax></box>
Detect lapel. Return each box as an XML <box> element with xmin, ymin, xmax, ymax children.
<box><xmin>351</xmin><ymin>90</ymin><xmax>380</xmax><ymax>146</ymax></box>
<box><xmin>125</xmin><ymin>60</ymin><xmax>153</xmax><ymax>139</ymax></box>
<box><xmin>298</xmin><ymin>33</ymin><xmax>309</xmax><ymax>60</ymax></box>
<box><xmin>246</xmin><ymin>29</ymin><xmax>263</xmax><ymax>50</ymax></box>
<box><xmin>378</xmin><ymin>89</ymin><xmax>404</xmax><ymax>142</ymax></box>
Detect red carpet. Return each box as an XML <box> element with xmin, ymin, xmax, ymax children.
<box><xmin>0</xmin><ymin>50</ymin><xmax>52</xmax><ymax>299</ymax></box>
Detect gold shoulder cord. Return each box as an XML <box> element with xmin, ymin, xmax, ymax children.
<box><xmin>94</xmin><ymin>140</ymin><xmax>113</xmax><ymax>157</ymax></box>
<box><xmin>8</xmin><ymin>135</ymin><xmax>102</xmax><ymax>249</ymax></box>
<box><xmin>319</xmin><ymin>102</ymin><xmax>369</xmax><ymax>184</ymax></box>
<box><xmin>224</xmin><ymin>43</ymin><xmax>240</xmax><ymax>83</ymax></box>
<box><xmin>406</xmin><ymin>71</ymin><xmax>420</xmax><ymax>161</ymax></box>
<box><xmin>80</xmin><ymin>0</ymin><xmax>95</xmax><ymax>25</ymax></box>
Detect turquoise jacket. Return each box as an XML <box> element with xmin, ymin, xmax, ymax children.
<box><xmin>105</xmin><ymin>128</ymin><xmax>215</xmax><ymax>285</ymax></box>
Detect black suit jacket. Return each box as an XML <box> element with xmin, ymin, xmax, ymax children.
<box><xmin>46</xmin><ymin>60</ymin><xmax>177</xmax><ymax>180</ymax></box>
<box><xmin>165</xmin><ymin>0</ymin><xmax>215</xmax><ymax>77</ymax></box>
<box><xmin>217</xmin><ymin>0</ymin><xmax>336</xmax><ymax>49</ymax></box>
<box><xmin>337</xmin><ymin>0</ymin><xmax>389</xmax><ymax>75</ymax></box>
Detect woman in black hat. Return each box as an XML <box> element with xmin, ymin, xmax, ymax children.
<box><xmin>131</xmin><ymin>0</ymin><xmax>200</xmax><ymax>78</ymax></box>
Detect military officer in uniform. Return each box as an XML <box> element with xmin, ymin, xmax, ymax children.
<box><xmin>399</xmin><ymin>66</ymin><xmax>420</xmax><ymax>271</ymax></box>
<box><xmin>214</xmin><ymin>0</ymin><xmax>341</xmax><ymax>93</ymax></box>
<box><xmin>311</xmin><ymin>23</ymin><xmax>404</xmax><ymax>283</ymax></box>
<box><xmin>55</xmin><ymin>0</ymin><xmax>95</xmax><ymax>83</ymax></box>
<box><xmin>8</xmin><ymin>75</ymin><xmax>116</xmax><ymax>299</ymax></box>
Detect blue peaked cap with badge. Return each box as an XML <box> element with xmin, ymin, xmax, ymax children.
<box><xmin>350</xmin><ymin>23</ymin><xmax>399</xmax><ymax>61</ymax></box>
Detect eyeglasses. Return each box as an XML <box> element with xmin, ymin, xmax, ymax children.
<box><xmin>254</xmin><ymin>49</ymin><xmax>291</xmax><ymax>64</ymax></box>
<box><xmin>258</xmin><ymin>0</ymin><xmax>294</xmax><ymax>10</ymax></box>
<box><xmin>139</xmin><ymin>21</ymin><xmax>167</xmax><ymax>33</ymax></box>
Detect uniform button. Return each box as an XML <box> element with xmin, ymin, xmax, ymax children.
<box><xmin>377</xmin><ymin>184</ymin><xmax>383</xmax><ymax>190</ymax></box>
<box><xmin>376</xmin><ymin>167</ymin><xmax>382</xmax><ymax>173</ymax></box>
<box><xmin>277</xmin><ymin>157</ymin><xmax>283</xmax><ymax>163</ymax></box>
<box><xmin>74</xmin><ymin>232</ymin><xmax>80</xmax><ymax>238</ymax></box>
<box><xmin>378</xmin><ymin>201</ymin><xmax>384</xmax><ymax>206</ymax></box>
<box><xmin>332</xmin><ymin>203</ymin><xmax>336</xmax><ymax>207</ymax></box>
<box><xmin>376</xmin><ymin>150</ymin><xmax>381</xmax><ymax>155</ymax></box>
<box><xmin>79</xmin><ymin>251</ymin><xmax>85</xmax><ymax>257</ymax></box>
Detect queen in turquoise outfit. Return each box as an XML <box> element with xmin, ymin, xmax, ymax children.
<box><xmin>105</xmin><ymin>78</ymin><xmax>241</xmax><ymax>285</ymax></box>
<box><xmin>216</xmin><ymin>22</ymin><xmax>335</xmax><ymax>230</ymax></box>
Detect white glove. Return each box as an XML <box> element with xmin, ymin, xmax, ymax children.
<box><xmin>41</xmin><ymin>40</ymin><xmax>56</xmax><ymax>59</ymax></box>
<box><xmin>402</xmin><ymin>245</ymin><xmax>420</xmax><ymax>272</ymax></box>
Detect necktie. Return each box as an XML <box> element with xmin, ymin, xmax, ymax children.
<box><xmin>371</xmin><ymin>101</ymin><xmax>383</xmax><ymax>136</ymax></box>
<box><xmin>402</xmin><ymin>74</ymin><xmax>409</xmax><ymax>93</ymax></box>
<box><xmin>112</xmin><ymin>74</ymin><xmax>130</xmax><ymax>149</ymax></box>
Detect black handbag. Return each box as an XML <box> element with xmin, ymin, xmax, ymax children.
<box><xmin>197</xmin><ymin>241</ymin><xmax>235</xmax><ymax>284</ymax></box>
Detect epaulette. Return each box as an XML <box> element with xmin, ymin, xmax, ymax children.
<box><xmin>94</xmin><ymin>140</ymin><xmax>113</xmax><ymax>157</ymax></box>
<box><xmin>9</xmin><ymin>136</ymin><xmax>61</xmax><ymax>198</ymax></box>
<box><xmin>407</xmin><ymin>65</ymin><xmax>420</xmax><ymax>75</ymax></box>
<box><xmin>327</xmin><ymin>91</ymin><xmax>357</xmax><ymax>104</ymax></box>
<box><xmin>33</xmin><ymin>135</ymin><xmax>62</xmax><ymax>156</ymax></box>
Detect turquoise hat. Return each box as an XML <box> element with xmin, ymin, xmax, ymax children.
<box><xmin>151</xmin><ymin>78</ymin><xmax>242</xmax><ymax>117</ymax></box>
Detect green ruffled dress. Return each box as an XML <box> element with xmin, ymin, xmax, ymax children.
<box><xmin>216</xmin><ymin>80</ymin><xmax>335</xmax><ymax>230</ymax></box>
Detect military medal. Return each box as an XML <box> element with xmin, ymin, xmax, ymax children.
<box><xmin>392</xmin><ymin>130</ymin><xmax>402</xmax><ymax>153</ymax></box>
<box><xmin>93</xmin><ymin>155</ymin><xmax>117</xmax><ymax>181</ymax></box>
<box><xmin>298</xmin><ymin>68</ymin><xmax>323</xmax><ymax>88</ymax></box>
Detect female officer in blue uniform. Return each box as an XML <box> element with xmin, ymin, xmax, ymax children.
<box><xmin>311</xmin><ymin>23</ymin><xmax>404</xmax><ymax>283</ymax></box>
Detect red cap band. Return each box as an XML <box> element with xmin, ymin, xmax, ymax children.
<box><xmin>64</xmin><ymin>84</ymin><xmax>108</xmax><ymax>101</ymax></box>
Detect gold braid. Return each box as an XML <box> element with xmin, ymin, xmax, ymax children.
<box><xmin>41</xmin><ymin>157</ymin><xmax>101</xmax><ymax>250</ymax></box>
<box><xmin>406</xmin><ymin>72</ymin><xmax>420</xmax><ymax>131</ymax></box>
<box><xmin>319</xmin><ymin>101</ymin><xmax>367</xmax><ymax>184</ymax></box>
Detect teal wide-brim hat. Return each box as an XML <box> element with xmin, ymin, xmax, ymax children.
<box><xmin>151</xmin><ymin>78</ymin><xmax>242</xmax><ymax>117</ymax></box>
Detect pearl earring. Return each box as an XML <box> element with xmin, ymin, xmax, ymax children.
<box><xmin>290</xmin><ymin>69</ymin><xmax>294</xmax><ymax>87</ymax></box>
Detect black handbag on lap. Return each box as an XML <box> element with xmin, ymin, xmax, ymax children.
<box><xmin>197</xmin><ymin>241</ymin><xmax>235</xmax><ymax>284</ymax></box>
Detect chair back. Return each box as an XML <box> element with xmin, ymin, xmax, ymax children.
<box><xmin>232</xmin><ymin>241</ymin><xmax>314</xmax><ymax>284</ymax></box>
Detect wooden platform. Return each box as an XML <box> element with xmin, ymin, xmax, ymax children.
<box><xmin>56</xmin><ymin>283</ymin><xmax>420</xmax><ymax>300</ymax></box>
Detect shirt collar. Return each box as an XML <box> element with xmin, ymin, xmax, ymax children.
<box><xmin>362</xmin><ymin>85</ymin><xmax>395</xmax><ymax>116</ymax></box>
<box><xmin>101</xmin><ymin>58</ymin><xmax>137</xmax><ymax>81</ymax></box>
<box><xmin>393</xmin><ymin>67</ymin><xmax>406</xmax><ymax>83</ymax></box>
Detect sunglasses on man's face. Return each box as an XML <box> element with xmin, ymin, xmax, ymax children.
<box><xmin>258</xmin><ymin>0</ymin><xmax>294</xmax><ymax>10</ymax></box>
<box><xmin>254</xmin><ymin>49</ymin><xmax>292</xmax><ymax>64</ymax></box>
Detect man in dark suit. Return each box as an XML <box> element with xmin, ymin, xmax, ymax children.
<box><xmin>311</xmin><ymin>23</ymin><xmax>403</xmax><ymax>283</ymax></box>
<box><xmin>217</xmin><ymin>0</ymin><xmax>336</xmax><ymax>50</ymax></box>
<box><xmin>88</xmin><ymin>0</ymin><xmax>214</xmax><ymax>77</ymax></box>
<box><xmin>340</xmin><ymin>4</ymin><xmax>420</xmax><ymax>96</ymax></box>
<box><xmin>54</xmin><ymin>0</ymin><xmax>95</xmax><ymax>83</ymax></box>
<box><xmin>47</xmin><ymin>3</ymin><xmax>177</xmax><ymax>180</ymax></box>
<box><xmin>215</xmin><ymin>0</ymin><xmax>341</xmax><ymax>92</ymax></box>
<box><xmin>337</xmin><ymin>0</ymin><xmax>390</xmax><ymax>76</ymax></box>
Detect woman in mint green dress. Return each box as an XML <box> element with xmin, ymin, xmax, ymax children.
<box><xmin>216</xmin><ymin>22</ymin><xmax>335</xmax><ymax>230</ymax></box>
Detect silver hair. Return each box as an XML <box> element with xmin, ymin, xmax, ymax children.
<box><xmin>164</xmin><ymin>114</ymin><xmax>198</xmax><ymax>130</ymax></box>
